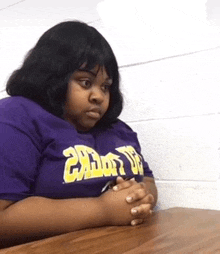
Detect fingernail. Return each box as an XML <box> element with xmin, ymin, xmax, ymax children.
<box><xmin>131</xmin><ymin>220</ymin><xmax>136</xmax><ymax>226</ymax></box>
<box><xmin>130</xmin><ymin>177</ymin><xmax>135</xmax><ymax>181</ymax></box>
<box><xmin>131</xmin><ymin>208</ymin><xmax>138</xmax><ymax>215</ymax></box>
<box><xmin>113</xmin><ymin>186</ymin><xmax>118</xmax><ymax>191</ymax></box>
<box><xmin>126</xmin><ymin>196</ymin><xmax>133</xmax><ymax>202</ymax></box>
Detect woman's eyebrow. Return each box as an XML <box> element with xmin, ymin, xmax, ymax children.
<box><xmin>77</xmin><ymin>69</ymin><xmax>97</xmax><ymax>77</ymax></box>
<box><xmin>77</xmin><ymin>69</ymin><xmax>113</xmax><ymax>83</ymax></box>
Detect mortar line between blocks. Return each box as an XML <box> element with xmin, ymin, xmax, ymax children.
<box><xmin>0</xmin><ymin>0</ymin><xmax>26</xmax><ymax>12</ymax></box>
<box><xmin>119</xmin><ymin>46</ymin><xmax>220</xmax><ymax>69</ymax></box>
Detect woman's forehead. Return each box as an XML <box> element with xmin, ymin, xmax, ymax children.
<box><xmin>78</xmin><ymin>64</ymin><xmax>111</xmax><ymax>79</ymax></box>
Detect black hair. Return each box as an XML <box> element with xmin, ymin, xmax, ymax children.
<box><xmin>6</xmin><ymin>20</ymin><xmax>123</xmax><ymax>126</ymax></box>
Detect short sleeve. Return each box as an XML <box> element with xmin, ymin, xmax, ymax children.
<box><xmin>134</xmin><ymin>137</ymin><xmax>154</xmax><ymax>178</ymax></box>
<box><xmin>114</xmin><ymin>120</ymin><xmax>154</xmax><ymax>178</ymax></box>
<box><xmin>0</xmin><ymin>122</ymin><xmax>41</xmax><ymax>201</ymax></box>
<box><xmin>142</xmin><ymin>158</ymin><xmax>154</xmax><ymax>178</ymax></box>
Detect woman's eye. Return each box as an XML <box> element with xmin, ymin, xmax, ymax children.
<box><xmin>102</xmin><ymin>84</ymin><xmax>111</xmax><ymax>92</ymax></box>
<box><xmin>80</xmin><ymin>80</ymin><xmax>91</xmax><ymax>88</ymax></box>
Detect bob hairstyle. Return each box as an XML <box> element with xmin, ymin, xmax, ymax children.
<box><xmin>6</xmin><ymin>21</ymin><xmax>123</xmax><ymax>126</ymax></box>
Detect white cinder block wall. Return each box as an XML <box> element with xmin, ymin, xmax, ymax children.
<box><xmin>0</xmin><ymin>0</ymin><xmax>220</xmax><ymax>210</ymax></box>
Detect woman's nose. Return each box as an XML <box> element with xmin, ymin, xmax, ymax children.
<box><xmin>89</xmin><ymin>87</ymin><xmax>104</xmax><ymax>104</ymax></box>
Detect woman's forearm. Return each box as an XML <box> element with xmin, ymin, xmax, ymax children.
<box><xmin>0</xmin><ymin>179</ymin><xmax>155</xmax><ymax>248</ymax></box>
<box><xmin>0</xmin><ymin>196</ymin><xmax>107</xmax><ymax>247</ymax></box>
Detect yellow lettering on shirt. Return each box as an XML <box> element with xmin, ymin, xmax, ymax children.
<box><xmin>88</xmin><ymin>147</ymin><xmax>103</xmax><ymax>178</ymax></box>
<box><xmin>63</xmin><ymin>145</ymin><xmax>143</xmax><ymax>183</ymax></box>
<box><xmin>63</xmin><ymin>147</ymin><xmax>79</xmax><ymax>183</ymax></box>
<box><xmin>116</xmin><ymin>146</ymin><xmax>144</xmax><ymax>175</ymax></box>
<box><xmin>101</xmin><ymin>153</ymin><xmax>125</xmax><ymax>177</ymax></box>
<box><xmin>75</xmin><ymin>145</ymin><xmax>92</xmax><ymax>180</ymax></box>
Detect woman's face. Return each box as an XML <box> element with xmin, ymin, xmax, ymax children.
<box><xmin>64</xmin><ymin>65</ymin><xmax>112</xmax><ymax>132</ymax></box>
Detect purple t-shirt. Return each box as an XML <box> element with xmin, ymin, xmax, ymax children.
<box><xmin>0</xmin><ymin>96</ymin><xmax>153</xmax><ymax>201</ymax></box>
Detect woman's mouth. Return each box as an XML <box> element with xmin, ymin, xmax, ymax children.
<box><xmin>86</xmin><ymin>111</ymin><xmax>101</xmax><ymax>119</ymax></box>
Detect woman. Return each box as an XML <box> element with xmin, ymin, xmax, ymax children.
<box><xmin>0</xmin><ymin>21</ymin><xmax>157</xmax><ymax>248</ymax></box>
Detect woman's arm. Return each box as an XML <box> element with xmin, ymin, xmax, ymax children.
<box><xmin>0</xmin><ymin>183</ymin><xmax>147</xmax><ymax>248</ymax></box>
<box><xmin>0</xmin><ymin>200</ymin><xmax>15</xmax><ymax>210</ymax></box>
<box><xmin>109</xmin><ymin>176</ymin><xmax>157</xmax><ymax>226</ymax></box>
<box><xmin>113</xmin><ymin>176</ymin><xmax>157</xmax><ymax>209</ymax></box>
<box><xmin>112</xmin><ymin>176</ymin><xmax>157</xmax><ymax>226</ymax></box>
<box><xmin>0</xmin><ymin>197</ymin><xmax>104</xmax><ymax>248</ymax></box>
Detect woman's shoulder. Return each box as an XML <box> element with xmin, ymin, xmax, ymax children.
<box><xmin>0</xmin><ymin>96</ymin><xmax>65</xmax><ymax>134</ymax></box>
<box><xmin>0</xmin><ymin>96</ymin><xmax>61</xmax><ymax>122</ymax></box>
<box><xmin>99</xmin><ymin>119</ymin><xmax>138</xmax><ymax>141</ymax></box>
<box><xmin>0</xmin><ymin>96</ymin><xmax>44</xmax><ymax>116</ymax></box>
<box><xmin>0</xmin><ymin>96</ymin><xmax>71</xmax><ymax>149</ymax></box>
<box><xmin>111</xmin><ymin>119</ymin><xmax>136</xmax><ymax>133</ymax></box>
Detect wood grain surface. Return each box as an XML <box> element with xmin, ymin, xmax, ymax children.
<box><xmin>1</xmin><ymin>207</ymin><xmax>220</xmax><ymax>254</ymax></box>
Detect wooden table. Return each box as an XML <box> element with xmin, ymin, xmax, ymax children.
<box><xmin>1</xmin><ymin>207</ymin><xmax>220</xmax><ymax>253</ymax></box>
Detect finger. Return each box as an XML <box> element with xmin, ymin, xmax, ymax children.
<box><xmin>129</xmin><ymin>181</ymin><xmax>146</xmax><ymax>192</ymax></box>
<box><xmin>112</xmin><ymin>177</ymin><xmax>125</xmax><ymax>191</ymax></box>
<box><xmin>115</xmin><ymin>176</ymin><xmax>125</xmax><ymax>184</ymax></box>
<box><xmin>131</xmin><ymin>204</ymin><xmax>152</xmax><ymax>218</ymax></box>
<box><xmin>149</xmin><ymin>209</ymin><xmax>153</xmax><ymax>215</ymax></box>
<box><xmin>113</xmin><ymin>177</ymin><xmax>136</xmax><ymax>191</ymax></box>
<box><xmin>126</xmin><ymin>188</ymin><xmax>147</xmax><ymax>203</ymax></box>
<box><xmin>123</xmin><ymin>182</ymin><xmax>146</xmax><ymax>199</ymax></box>
<box><xmin>140</xmin><ymin>194</ymin><xmax>154</xmax><ymax>205</ymax></box>
<box><xmin>131</xmin><ymin>218</ymin><xmax>144</xmax><ymax>226</ymax></box>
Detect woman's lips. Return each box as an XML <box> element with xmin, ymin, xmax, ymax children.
<box><xmin>86</xmin><ymin>111</ymin><xmax>101</xmax><ymax>119</ymax></box>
